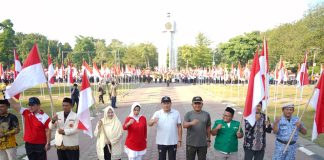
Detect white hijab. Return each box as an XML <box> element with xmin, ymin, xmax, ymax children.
<box><xmin>128</xmin><ymin>102</ymin><xmax>142</xmax><ymax>122</ymax></box>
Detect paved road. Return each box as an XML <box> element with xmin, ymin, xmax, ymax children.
<box><xmin>21</xmin><ymin>83</ymin><xmax>324</xmax><ymax>160</ymax></box>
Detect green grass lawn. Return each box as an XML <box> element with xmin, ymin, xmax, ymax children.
<box><xmin>1</xmin><ymin>82</ymin><xmax>139</xmax><ymax>146</ymax></box>
<box><xmin>199</xmin><ymin>83</ymin><xmax>324</xmax><ymax>147</ymax></box>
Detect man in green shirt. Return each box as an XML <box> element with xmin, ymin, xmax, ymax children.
<box><xmin>211</xmin><ymin>107</ymin><xmax>243</xmax><ymax>160</ymax></box>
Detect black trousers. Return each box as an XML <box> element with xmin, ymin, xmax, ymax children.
<box><xmin>25</xmin><ymin>142</ymin><xmax>47</xmax><ymax>160</ymax></box>
<box><xmin>158</xmin><ymin>144</ymin><xmax>177</xmax><ymax>160</ymax></box>
<box><xmin>244</xmin><ymin>148</ymin><xmax>265</xmax><ymax>160</ymax></box>
<box><xmin>186</xmin><ymin>145</ymin><xmax>207</xmax><ymax>160</ymax></box>
<box><xmin>104</xmin><ymin>144</ymin><xmax>117</xmax><ymax>160</ymax></box>
<box><xmin>57</xmin><ymin>149</ymin><xmax>79</xmax><ymax>160</ymax></box>
<box><xmin>72</xmin><ymin>98</ymin><xmax>79</xmax><ymax>112</ymax></box>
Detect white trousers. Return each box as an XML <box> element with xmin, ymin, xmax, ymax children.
<box><xmin>0</xmin><ymin>148</ymin><xmax>17</xmax><ymax>160</ymax></box>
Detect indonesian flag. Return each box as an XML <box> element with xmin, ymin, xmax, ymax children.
<box><xmin>48</xmin><ymin>54</ymin><xmax>55</xmax><ymax>86</ymax></box>
<box><xmin>277</xmin><ymin>57</ymin><xmax>285</xmax><ymax>83</ymax></box>
<box><xmin>92</xmin><ymin>62</ymin><xmax>102</xmax><ymax>79</ymax></box>
<box><xmin>260</xmin><ymin>38</ymin><xmax>270</xmax><ymax>109</ymax></box>
<box><xmin>310</xmin><ymin>72</ymin><xmax>324</xmax><ymax>141</ymax></box>
<box><xmin>68</xmin><ymin>61</ymin><xmax>74</xmax><ymax>84</ymax></box>
<box><xmin>297</xmin><ymin>52</ymin><xmax>309</xmax><ymax>87</ymax></box>
<box><xmin>243</xmin><ymin>51</ymin><xmax>264</xmax><ymax>126</ymax></box>
<box><xmin>237</xmin><ymin>62</ymin><xmax>243</xmax><ymax>80</ymax></box>
<box><xmin>77</xmin><ymin>70</ymin><xmax>94</xmax><ymax>137</ymax></box>
<box><xmin>0</xmin><ymin>63</ymin><xmax>3</xmax><ymax>79</ymax></box>
<box><xmin>82</xmin><ymin>60</ymin><xmax>93</xmax><ymax>76</ymax></box>
<box><xmin>13</xmin><ymin>49</ymin><xmax>22</xmax><ymax>99</ymax></box>
<box><xmin>5</xmin><ymin>44</ymin><xmax>47</xmax><ymax>99</ymax></box>
<box><xmin>57</xmin><ymin>64</ymin><xmax>63</xmax><ymax>79</ymax></box>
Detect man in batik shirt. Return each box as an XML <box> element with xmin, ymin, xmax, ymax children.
<box><xmin>243</xmin><ymin>101</ymin><xmax>272</xmax><ymax>160</ymax></box>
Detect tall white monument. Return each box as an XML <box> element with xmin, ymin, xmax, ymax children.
<box><xmin>159</xmin><ymin>13</ymin><xmax>177</xmax><ymax>71</ymax></box>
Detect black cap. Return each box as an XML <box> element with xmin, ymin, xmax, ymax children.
<box><xmin>192</xmin><ymin>96</ymin><xmax>203</xmax><ymax>102</ymax></box>
<box><xmin>225</xmin><ymin>107</ymin><xmax>235</xmax><ymax>115</ymax></box>
<box><xmin>27</xmin><ymin>97</ymin><xmax>41</xmax><ymax>106</ymax></box>
<box><xmin>161</xmin><ymin>96</ymin><xmax>171</xmax><ymax>103</ymax></box>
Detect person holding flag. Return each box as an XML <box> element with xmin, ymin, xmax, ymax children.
<box><xmin>94</xmin><ymin>106</ymin><xmax>123</xmax><ymax>160</ymax></box>
<box><xmin>8</xmin><ymin>97</ymin><xmax>51</xmax><ymax>160</ymax></box>
<box><xmin>243</xmin><ymin>101</ymin><xmax>272</xmax><ymax>160</ymax></box>
<box><xmin>5</xmin><ymin>44</ymin><xmax>52</xmax><ymax>160</ymax></box>
<box><xmin>49</xmin><ymin>97</ymin><xmax>80</xmax><ymax>160</ymax></box>
<box><xmin>272</xmin><ymin>103</ymin><xmax>307</xmax><ymax>160</ymax></box>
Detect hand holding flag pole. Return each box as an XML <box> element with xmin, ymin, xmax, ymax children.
<box><xmin>283</xmin><ymin>79</ymin><xmax>319</xmax><ymax>153</ymax></box>
<box><xmin>35</xmin><ymin>44</ymin><xmax>55</xmax><ymax>117</ymax></box>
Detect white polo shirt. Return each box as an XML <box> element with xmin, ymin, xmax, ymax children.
<box><xmin>151</xmin><ymin>109</ymin><xmax>181</xmax><ymax>145</ymax></box>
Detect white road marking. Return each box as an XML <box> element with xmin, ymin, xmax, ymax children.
<box><xmin>298</xmin><ymin>147</ymin><xmax>315</xmax><ymax>156</ymax></box>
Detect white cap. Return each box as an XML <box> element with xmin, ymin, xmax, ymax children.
<box><xmin>282</xmin><ymin>103</ymin><xmax>295</xmax><ymax>108</ymax></box>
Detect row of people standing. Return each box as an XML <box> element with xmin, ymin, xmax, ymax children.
<box><xmin>0</xmin><ymin>95</ymin><xmax>307</xmax><ymax>160</ymax></box>
<box><xmin>99</xmin><ymin>96</ymin><xmax>307</xmax><ymax>160</ymax></box>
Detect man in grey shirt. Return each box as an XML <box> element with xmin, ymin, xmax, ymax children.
<box><xmin>183</xmin><ymin>96</ymin><xmax>211</xmax><ymax>160</ymax></box>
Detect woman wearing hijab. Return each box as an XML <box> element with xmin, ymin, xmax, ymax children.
<box><xmin>94</xmin><ymin>106</ymin><xmax>123</xmax><ymax>160</ymax></box>
<box><xmin>123</xmin><ymin>102</ymin><xmax>147</xmax><ymax>160</ymax></box>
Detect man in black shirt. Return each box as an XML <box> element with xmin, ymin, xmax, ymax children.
<box><xmin>70</xmin><ymin>84</ymin><xmax>80</xmax><ymax>113</ymax></box>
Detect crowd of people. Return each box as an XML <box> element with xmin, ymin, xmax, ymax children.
<box><xmin>0</xmin><ymin>92</ymin><xmax>307</xmax><ymax>160</ymax></box>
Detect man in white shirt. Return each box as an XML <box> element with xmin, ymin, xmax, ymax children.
<box><xmin>149</xmin><ymin>96</ymin><xmax>182</xmax><ymax>160</ymax></box>
<box><xmin>49</xmin><ymin>98</ymin><xmax>79</xmax><ymax>160</ymax></box>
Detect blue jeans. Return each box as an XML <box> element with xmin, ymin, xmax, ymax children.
<box><xmin>111</xmin><ymin>96</ymin><xmax>117</xmax><ymax>108</ymax></box>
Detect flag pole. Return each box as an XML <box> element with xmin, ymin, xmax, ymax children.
<box><xmin>274</xmin><ymin>79</ymin><xmax>280</xmax><ymax>121</ymax></box>
<box><xmin>283</xmin><ymin>80</ymin><xmax>319</xmax><ymax>153</ymax></box>
<box><xmin>36</xmin><ymin>45</ymin><xmax>55</xmax><ymax>117</ymax></box>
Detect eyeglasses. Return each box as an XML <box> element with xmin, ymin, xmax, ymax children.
<box><xmin>193</xmin><ymin>102</ymin><xmax>202</xmax><ymax>105</ymax></box>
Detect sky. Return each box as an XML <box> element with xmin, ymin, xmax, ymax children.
<box><xmin>0</xmin><ymin>0</ymin><xmax>321</xmax><ymax>48</ymax></box>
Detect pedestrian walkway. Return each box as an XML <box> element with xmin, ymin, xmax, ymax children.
<box><xmin>19</xmin><ymin>83</ymin><xmax>324</xmax><ymax>160</ymax></box>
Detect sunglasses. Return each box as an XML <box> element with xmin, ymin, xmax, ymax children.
<box><xmin>193</xmin><ymin>102</ymin><xmax>202</xmax><ymax>105</ymax></box>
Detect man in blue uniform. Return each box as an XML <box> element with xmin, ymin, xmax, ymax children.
<box><xmin>272</xmin><ymin>103</ymin><xmax>307</xmax><ymax>160</ymax></box>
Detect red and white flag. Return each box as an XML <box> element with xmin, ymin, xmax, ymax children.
<box><xmin>0</xmin><ymin>63</ymin><xmax>3</xmax><ymax>79</ymax></box>
<box><xmin>237</xmin><ymin>62</ymin><xmax>243</xmax><ymax>80</ymax></box>
<box><xmin>277</xmin><ymin>57</ymin><xmax>285</xmax><ymax>84</ymax></box>
<box><xmin>92</xmin><ymin>62</ymin><xmax>102</xmax><ymax>79</ymax></box>
<box><xmin>82</xmin><ymin>60</ymin><xmax>93</xmax><ymax>76</ymax></box>
<box><xmin>48</xmin><ymin>54</ymin><xmax>55</xmax><ymax>86</ymax></box>
<box><xmin>13</xmin><ymin>49</ymin><xmax>22</xmax><ymax>99</ymax></box>
<box><xmin>244</xmin><ymin>51</ymin><xmax>264</xmax><ymax>126</ymax></box>
<box><xmin>296</xmin><ymin>52</ymin><xmax>309</xmax><ymax>87</ymax></box>
<box><xmin>77</xmin><ymin>70</ymin><xmax>94</xmax><ymax>137</ymax></box>
<box><xmin>259</xmin><ymin>38</ymin><xmax>270</xmax><ymax>109</ymax></box>
<box><xmin>310</xmin><ymin>72</ymin><xmax>324</xmax><ymax>141</ymax></box>
<box><xmin>68</xmin><ymin>61</ymin><xmax>74</xmax><ymax>84</ymax></box>
<box><xmin>5</xmin><ymin>44</ymin><xmax>47</xmax><ymax>99</ymax></box>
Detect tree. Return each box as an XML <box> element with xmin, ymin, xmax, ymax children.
<box><xmin>0</xmin><ymin>19</ymin><xmax>15</xmax><ymax>68</ymax></box>
<box><xmin>178</xmin><ymin>45</ymin><xmax>195</xmax><ymax>69</ymax></box>
<box><xmin>71</xmin><ymin>36</ymin><xmax>96</xmax><ymax>67</ymax></box>
<box><xmin>93</xmin><ymin>40</ymin><xmax>108</xmax><ymax>66</ymax></box>
<box><xmin>192</xmin><ymin>33</ymin><xmax>213</xmax><ymax>67</ymax></box>
<box><xmin>218</xmin><ymin>31</ymin><xmax>262</xmax><ymax>66</ymax></box>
